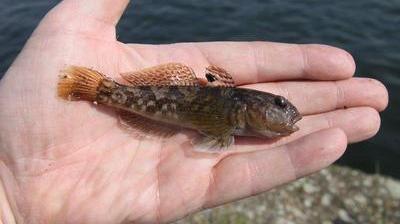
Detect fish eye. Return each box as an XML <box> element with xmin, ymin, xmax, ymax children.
<box><xmin>205</xmin><ymin>73</ymin><xmax>216</xmax><ymax>82</ymax></box>
<box><xmin>274</xmin><ymin>96</ymin><xmax>287</xmax><ymax>108</ymax></box>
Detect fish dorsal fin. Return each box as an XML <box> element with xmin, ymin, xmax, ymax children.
<box><xmin>204</xmin><ymin>65</ymin><xmax>236</xmax><ymax>87</ymax></box>
<box><xmin>120</xmin><ymin>63</ymin><xmax>200</xmax><ymax>86</ymax></box>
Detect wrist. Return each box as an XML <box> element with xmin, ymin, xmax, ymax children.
<box><xmin>0</xmin><ymin>163</ymin><xmax>18</xmax><ymax>224</ymax></box>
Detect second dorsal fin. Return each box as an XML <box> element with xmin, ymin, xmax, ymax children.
<box><xmin>204</xmin><ymin>65</ymin><xmax>236</xmax><ymax>87</ymax></box>
<box><xmin>120</xmin><ymin>63</ymin><xmax>200</xmax><ymax>86</ymax></box>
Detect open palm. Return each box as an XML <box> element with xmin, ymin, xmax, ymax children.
<box><xmin>0</xmin><ymin>1</ymin><xmax>388</xmax><ymax>223</ymax></box>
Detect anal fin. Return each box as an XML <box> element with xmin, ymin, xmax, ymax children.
<box><xmin>118</xmin><ymin>111</ymin><xmax>179</xmax><ymax>138</ymax></box>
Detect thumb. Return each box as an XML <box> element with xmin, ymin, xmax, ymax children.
<box><xmin>58</xmin><ymin>0</ymin><xmax>130</xmax><ymax>26</ymax></box>
<box><xmin>34</xmin><ymin>0</ymin><xmax>130</xmax><ymax>38</ymax></box>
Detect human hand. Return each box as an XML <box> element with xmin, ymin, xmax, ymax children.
<box><xmin>0</xmin><ymin>0</ymin><xmax>388</xmax><ymax>223</ymax></box>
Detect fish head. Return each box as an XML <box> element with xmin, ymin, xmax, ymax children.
<box><xmin>244</xmin><ymin>93</ymin><xmax>302</xmax><ymax>137</ymax></box>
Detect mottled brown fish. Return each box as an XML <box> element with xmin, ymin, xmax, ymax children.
<box><xmin>57</xmin><ymin>63</ymin><xmax>301</xmax><ymax>152</ymax></box>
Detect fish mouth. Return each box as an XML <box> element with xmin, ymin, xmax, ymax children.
<box><xmin>285</xmin><ymin>114</ymin><xmax>302</xmax><ymax>133</ymax></box>
<box><xmin>292</xmin><ymin>114</ymin><xmax>302</xmax><ymax>124</ymax></box>
<box><xmin>252</xmin><ymin>114</ymin><xmax>303</xmax><ymax>137</ymax></box>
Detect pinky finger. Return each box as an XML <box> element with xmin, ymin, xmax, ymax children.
<box><xmin>204</xmin><ymin>128</ymin><xmax>347</xmax><ymax>208</ymax></box>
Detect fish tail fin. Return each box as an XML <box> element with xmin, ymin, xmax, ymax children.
<box><xmin>57</xmin><ymin>66</ymin><xmax>106</xmax><ymax>101</ymax></box>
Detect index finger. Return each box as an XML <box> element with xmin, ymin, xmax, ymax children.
<box><xmin>196</xmin><ymin>42</ymin><xmax>356</xmax><ymax>85</ymax></box>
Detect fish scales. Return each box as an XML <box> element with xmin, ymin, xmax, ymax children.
<box><xmin>97</xmin><ymin>82</ymin><xmax>237</xmax><ymax>129</ymax></box>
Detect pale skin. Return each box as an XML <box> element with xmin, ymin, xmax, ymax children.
<box><xmin>0</xmin><ymin>0</ymin><xmax>389</xmax><ymax>223</ymax></box>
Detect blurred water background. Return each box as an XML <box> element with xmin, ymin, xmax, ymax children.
<box><xmin>0</xmin><ymin>0</ymin><xmax>399</xmax><ymax>178</ymax></box>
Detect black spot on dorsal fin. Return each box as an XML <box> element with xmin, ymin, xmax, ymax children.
<box><xmin>206</xmin><ymin>73</ymin><xmax>217</xmax><ymax>82</ymax></box>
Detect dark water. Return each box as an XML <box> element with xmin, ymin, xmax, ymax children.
<box><xmin>0</xmin><ymin>0</ymin><xmax>399</xmax><ymax>178</ymax></box>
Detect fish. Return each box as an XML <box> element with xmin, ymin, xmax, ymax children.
<box><xmin>57</xmin><ymin>63</ymin><xmax>301</xmax><ymax>152</ymax></box>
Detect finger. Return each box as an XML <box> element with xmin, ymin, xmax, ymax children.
<box><xmin>205</xmin><ymin>128</ymin><xmax>347</xmax><ymax>207</ymax></box>
<box><xmin>128</xmin><ymin>42</ymin><xmax>355</xmax><ymax>84</ymax></box>
<box><xmin>244</xmin><ymin>77</ymin><xmax>389</xmax><ymax>114</ymax></box>
<box><xmin>292</xmin><ymin>107</ymin><xmax>380</xmax><ymax>143</ymax></box>
<box><xmin>236</xmin><ymin>107</ymin><xmax>381</xmax><ymax>150</ymax></box>
<box><xmin>197</xmin><ymin>42</ymin><xmax>355</xmax><ymax>84</ymax></box>
<box><xmin>35</xmin><ymin>0</ymin><xmax>130</xmax><ymax>40</ymax></box>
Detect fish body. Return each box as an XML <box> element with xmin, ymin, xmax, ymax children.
<box><xmin>58</xmin><ymin>65</ymin><xmax>301</xmax><ymax>151</ymax></box>
<box><xmin>98</xmin><ymin>83</ymin><xmax>237</xmax><ymax>129</ymax></box>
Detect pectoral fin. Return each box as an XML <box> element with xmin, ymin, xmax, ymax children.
<box><xmin>193</xmin><ymin>135</ymin><xmax>235</xmax><ymax>153</ymax></box>
<box><xmin>188</xmin><ymin>117</ymin><xmax>236</xmax><ymax>152</ymax></box>
<box><xmin>120</xmin><ymin>63</ymin><xmax>200</xmax><ymax>86</ymax></box>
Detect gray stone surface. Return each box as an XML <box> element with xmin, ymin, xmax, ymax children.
<box><xmin>177</xmin><ymin>165</ymin><xmax>400</xmax><ymax>224</ymax></box>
